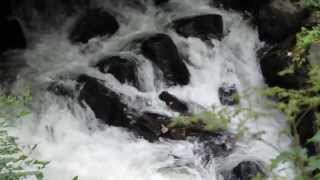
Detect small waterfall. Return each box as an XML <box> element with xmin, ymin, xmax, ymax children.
<box><xmin>5</xmin><ymin>0</ymin><xmax>293</xmax><ymax>179</ymax></box>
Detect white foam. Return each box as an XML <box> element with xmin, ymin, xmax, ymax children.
<box><xmin>8</xmin><ymin>0</ymin><xmax>292</xmax><ymax>179</ymax></box>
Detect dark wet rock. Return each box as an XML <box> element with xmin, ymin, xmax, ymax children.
<box><xmin>76</xmin><ymin>75</ymin><xmax>235</xmax><ymax>156</ymax></box>
<box><xmin>218</xmin><ymin>84</ymin><xmax>239</xmax><ymax>106</ymax></box>
<box><xmin>196</xmin><ymin>132</ymin><xmax>236</xmax><ymax>158</ymax></box>
<box><xmin>141</xmin><ymin>33</ymin><xmax>190</xmax><ymax>86</ymax></box>
<box><xmin>15</xmin><ymin>0</ymin><xmax>90</xmax><ymax>14</ymax></box>
<box><xmin>153</xmin><ymin>0</ymin><xmax>169</xmax><ymax>5</ymax></box>
<box><xmin>296</xmin><ymin>110</ymin><xmax>318</xmax><ymax>156</ymax></box>
<box><xmin>223</xmin><ymin>161</ymin><xmax>265</xmax><ymax>180</ymax></box>
<box><xmin>0</xmin><ymin>1</ymin><xmax>12</xmax><ymax>19</ymax></box>
<box><xmin>212</xmin><ymin>0</ymin><xmax>268</xmax><ymax>15</ymax></box>
<box><xmin>47</xmin><ymin>82</ymin><xmax>74</xmax><ymax>97</ymax></box>
<box><xmin>172</xmin><ymin>14</ymin><xmax>223</xmax><ymax>41</ymax></box>
<box><xmin>0</xmin><ymin>55</ymin><xmax>27</xmax><ymax>87</ymax></box>
<box><xmin>78</xmin><ymin>75</ymin><xmax>129</xmax><ymax>126</ymax></box>
<box><xmin>163</xmin><ymin>121</ymin><xmax>236</xmax><ymax>157</ymax></box>
<box><xmin>132</xmin><ymin>112</ymin><xmax>171</xmax><ymax>141</ymax></box>
<box><xmin>0</xmin><ymin>18</ymin><xmax>26</xmax><ymax>53</ymax></box>
<box><xmin>260</xmin><ymin>37</ymin><xmax>309</xmax><ymax>89</ymax></box>
<box><xmin>159</xmin><ymin>91</ymin><xmax>189</xmax><ymax>114</ymax></box>
<box><xmin>95</xmin><ymin>56</ymin><xmax>140</xmax><ymax>89</ymax></box>
<box><xmin>133</xmin><ymin>112</ymin><xmax>236</xmax><ymax>157</ymax></box>
<box><xmin>304</xmin><ymin>11</ymin><xmax>320</xmax><ymax>29</ymax></box>
<box><xmin>256</xmin><ymin>0</ymin><xmax>309</xmax><ymax>44</ymax></box>
<box><xmin>69</xmin><ymin>8</ymin><xmax>119</xmax><ymax>44</ymax></box>
<box><xmin>77</xmin><ymin>75</ymin><xmax>169</xmax><ymax>141</ymax></box>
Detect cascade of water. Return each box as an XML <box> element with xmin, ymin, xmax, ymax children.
<box><xmin>5</xmin><ymin>0</ymin><xmax>293</xmax><ymax>179</ymax></box>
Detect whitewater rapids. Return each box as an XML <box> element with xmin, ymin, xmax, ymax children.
<box><xmin>6</xmin><ymin>0</ymin><xmax>293</xmax><ymax>179</ymax></box>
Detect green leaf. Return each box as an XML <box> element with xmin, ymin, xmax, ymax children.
<box><xmin>308</xmin><ymin>131</ymin><xmax>320</xmax><ymax>143</ymax></box>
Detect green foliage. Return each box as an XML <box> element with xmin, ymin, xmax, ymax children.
<box><xmin>169</xmin><ymin>106</ymin><xmax>260</xmax><ymax>139</ymax></box>
<box><xmin>264</xmin><ymin>26</ymin><xmax>320</xmax><ymax>179</ymax></box>
<box><xmin>0</xmin><ymin>91</ymin><xmax>48</xmax><ymax>180</ymax></box>
<box><xmin>304</xmin><ymin>0</ymin><xmax>320</xmax><ymax>9</ymax></box>
<box><xmin>265</xmin><ymin>71</ymin><xmax>320</xmax><ymax>179</ymax></box>
<box><xmin>293</xmin><ymin>26</ymin><xmax>320</xmax><ymax>61</ymax></box>
<box><xmin>279</xmin><ymin>26</ymin><xmax>320</xmax><ymax>76</ymax></box>
<box><xmin>169</xmin><ymin>110</ymin><xmax>231</xmax><ymax>132</ymax></box>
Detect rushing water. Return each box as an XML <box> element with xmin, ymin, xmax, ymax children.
<box><xmin>6</xmin><ymin>0</ymin><xmax>293</xmax><ymax>179</ymax></box>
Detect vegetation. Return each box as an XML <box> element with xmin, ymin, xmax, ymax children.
<box><xmin>169</xmin><ymin>110</ymin><xmax>231</xmax><ymax>132</ymax></box>
<box><xmin>263</xmin><ymin>26</ymin><xmax>320</xmax><ymax>179</ymax></box>
<box><xmin>304</xmin><ymin>0</ymin><xmax>320</xmax><ymax>9</ymax></box>
<box><xmin>0</xmin><ymin>91</ymin><xmax>48</xmax><ymax>180</ymax></box>
<box><xmin>169</xmin><ymin>106</ymin><xmax>261</xmax><ymax>140</ymax></box>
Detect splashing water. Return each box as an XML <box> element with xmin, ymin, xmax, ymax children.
<box><xmin>5</xmin><ymin>0</ymin><xmax>293</xmax><ymax>179</ymax></box>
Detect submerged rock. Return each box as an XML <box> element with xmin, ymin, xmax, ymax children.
<box><xmin>0</xmin><ymin>18</ymin><xmax>26</xmax><ymax>53</ymax></box>
<box><xmin>218</xmin><ymin>84</ymin><xmax>239</xmax><ymax>106</ymax></box>
<box><xmin>223</xmin><ymin>161</ymin><xmax>265</xmax><ymax>180</ymax></box>
<box><xmin>256</xmin><ymin>0</ymin><xmax>309</xmax><ymax>43</ymax></box>
<box><xmin>260</xmin><ymin>37</ymin><xmax>309</xmax><ymax>89</ymax></box>
<box><xmin>172</xmin><ymin>14</ymin><xmax>223</xmax><ymax>41</ymax></box>
<box><xmin>95</xmin><ymin>56</ymin><xmax>140</xmax><ymax>90</ymax></box>
<box><xmin>141</xmin><ymin>33</ymin><xmax>190</xmax><ymax>86</ymax></box>
<box><xmin>196</xmin><ymin>132</ymin><xmax>236</xmax><ymax>158</ymax></box>
<box><xmin>69</xmin><ymin>8</ymin><xmax>119</xmax><ymax>44</ymax></box>
<box><xmin>159</xmin><ymin>91</ymin><xmax>189</xmax><ymax>114</ymax></box>
<box><xmin>47</xmin><ymin>81</ymin><xmax>75</xmax><ymax>97</ymax></box>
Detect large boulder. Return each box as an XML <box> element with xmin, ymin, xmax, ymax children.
<box><xmin>69</xmin><ymin>8</ymin><xmax>119</xmax><ymax>44</ymax></box>
<box><xmin>159</xmin><ymin>91</ymin><xmax>189</xmax><ymax>114</ymax></box>
<box><xmin>172</xmin><ymin>14</ymin><xmax>223</xmax><ymax>41</ymax></box>
<box><xmin>78</xmin><ymin>75</ymin><xmax>129</xmax><ymax>126</ymax></box>
<box><xmin>95</xmin><ymin>56</ymin><xmax>140</xmax><ymax>90</ymax></box>
<box><xmin>256</xmin><ymin>0</ymin><xmax>309</xmax><ymax>43</ymax></box>
<box><xmin>0</xmin><ymin>1</ymin><xmax>12</xmax><ymax>19</ymax></box>
<box><xmin>141</xmin><ymin>33</ymin><xmax>190</xmax><ymax>86</ymax></box>
<box><xmin>77</xmin><ymin>75</ymin><xmax>170</xmax><ymax>140</ymax></box>
<box><xmin>0</xmin><ymin>18</ymin><xmax>26</xmax><ymax>53</ymax></box>
<box><xmin>218</xmin><ymin>84</ymin><xmax>239</xmax><ymax>106</ymax></box>
<box><xmin>260</xmin><ymin>37</ymin><xmax>309</xmax><ymax>89</ymax></box>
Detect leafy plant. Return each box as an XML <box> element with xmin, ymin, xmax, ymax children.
<box><xmin>169</xmin><ymin>106</ymin><xmax>260</xmax><ymax>139</ymax></box>
<box><xmin>0</xmin><ymin>91</ymin><xmax>49</xmax><ymax>180</ymax></box>
<box><xmin>169</xmin><ymin>110</ymin><xmax>231</xmax><ymax>132</ymax></box>
<box><xmin>263</xmin><ymin>26</ymin><xmax>320</xmax><ymax>179</ymax></box>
